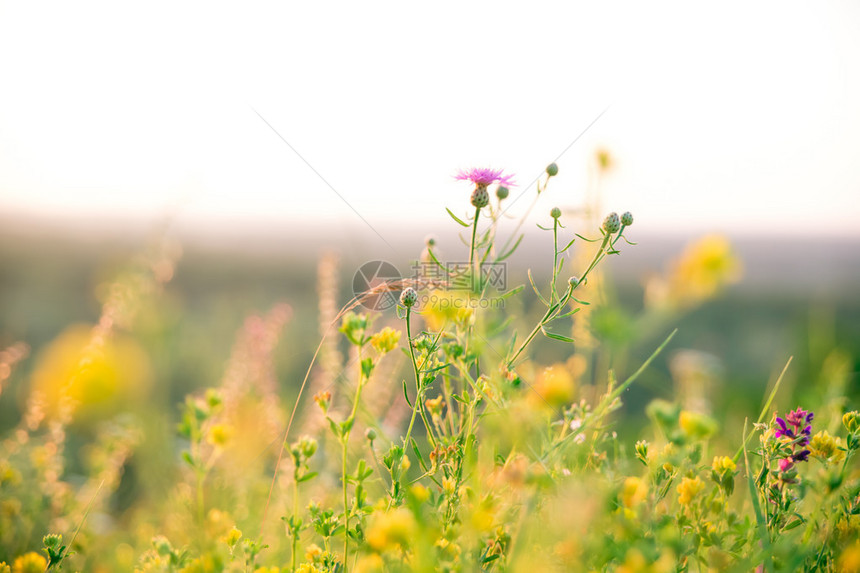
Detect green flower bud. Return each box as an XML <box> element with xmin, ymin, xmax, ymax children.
<box><xmin>42</xmin><ymin>533</ymin><xmax>62</xmax><ymax>549</ymax></box>
<box><xmin>844</xmin><ymin>411</ymin><xmax>860</xmax><ymax>433</ymax></box>
<box><xmin>546</xmin><ymin>162</ymin><xmax>559</xmax><ymax>177</ymax></box>
<box><xmin>496</xmin><ymin>185</ymin><xmax>510</xmax><ymax>200</ymax></box>
<box><xmin>400</xmin><ymin>287</ymin><xmax>418</xmax><ymax>308</ymax></box>
<box><xmin>365</xmin><ymin>428</ymin><xmax>377</xmax><ymax>441</ymax></box>
<box><xmin>550</xmin><ymin>207</ymin><xmax>562</xmax><ymax>219</ymax></box>
<box><xmin>602</xmin><ymin>212</ymin><xmax>621</xmax><ymax>234</ymax></box>
<box><xmin>471</xmin><ymin>185</ymin><xmax>489</xmax><ymax>209</ymax></box>
<box><xmin>634</xmin><ymin>440</ymin><xmax>649</xmax><ymax>466</ymax></box>
<box><xmin>621</xmin><ymin>211</ymin><xmax>634</xmax><ymax>226</ymax></box>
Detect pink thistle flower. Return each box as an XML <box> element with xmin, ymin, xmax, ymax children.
<box><xmin>454</xmin><ymin>167</ymin><xmax>516</xmax><ymax>188</ymax></box>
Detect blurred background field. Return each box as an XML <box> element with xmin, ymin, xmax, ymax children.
<box><xmin>3</xmin><ymin>218</ymin><xmax>859</xmax><ymax>437</ymax></box>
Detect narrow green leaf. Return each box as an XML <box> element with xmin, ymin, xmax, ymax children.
<box><xmin>446</xmin><ymin>207</ymin><xmax>471</xmax><ymax>227</ymax></box>
<box><xmin>743</xmin><ymin>418</ymin><xmax>773</xmax><ymax>573</ymax></box>
<box><xmin>540</xmin><ymin>325</ymin><xmax>575</xmax><ymax>343</ymax></box>
<box><xmin>497</xmin><ymin>234</ymin><xmax>524</xmax><ymax>261</ymax></box>
<box><xmin>527</xmin><ymin>269</ymin><xmax>549</xmax><ymax>306</ymax></box>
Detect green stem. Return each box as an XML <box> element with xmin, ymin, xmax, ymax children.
<box><xmin>291</xmin><ymin>474</ymin><xmax>299</xmax><ymax>572</ymax></box>
<box><xmin>469</xmin><ymin>206</ymin><xmax>481</xmax><ymax>289</ymax></box>
<box><xmin>342</xmin><ymin>437</ymin><xmax>349</xmax><ymax>569</ymax></box>
<box><xmin>403</xmin><ymin>307</ymin><xmax>422</xmax><ymax>450</ymax></box>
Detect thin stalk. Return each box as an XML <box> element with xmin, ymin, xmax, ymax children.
<box><xmin>291</xmin><ymin>477</ymin><xmax>299</xmax><ymax>572</ymax></box>
<box><xmin>469</xmin><ymin>206</ymin><xmax>481</xmax><ymax>288</ymax></box>
<box><xmin>341</xmin><ymin>437</ymin><xmax>349</xmax><ymax>568</ymax></box>
<box><xmin>341</xmin><ymin>346</ymin><xmax>369</xmax><ymax>571</ymax></box>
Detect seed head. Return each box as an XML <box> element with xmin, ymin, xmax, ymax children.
<box><xmin>546</xmin><ymin>162</ymin><xmax>559</xmax><ymax>177</ymax></box>
<box><xmin>602</xmin><ymin>212</ymin><xmax>621</xmax><ymax>234</ymax></box>
<box><xmin>496</xmin><ymin>185</ymin><xmax>509</xmax><ymax>200</ymax></box>
<box><xmin>550</xmin><ymin>207</ymin><xmax>562</xmax><ymax>220</ymax></box>
<box><xmin>400</xmin><ymin>287</ymin><xmax>418</xmax><ymax>308</ymax></box>
<box><xmin>471</xmin><ymin>186</ymin><xmax>489</xmax><ymax>209</ymax></box>
<box><xmin>621</xmin><ymin>211</ymin><xmax>634</xmax><ymax>226</ymax></box>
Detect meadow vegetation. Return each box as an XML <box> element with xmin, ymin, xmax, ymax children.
<box><xmin>1</xmin><ymin>161</ymin><xmax>859</xmax><ymax>572</ymax></box>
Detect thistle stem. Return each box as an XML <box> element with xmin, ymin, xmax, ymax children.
<box><xmin>469</xmin><ymin>206</ymin><xmax>481</xmax><ymax>289</ymax></box>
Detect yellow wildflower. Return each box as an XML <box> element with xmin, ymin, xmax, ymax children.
<box><xmin>207</xmin><ymin>424</ymin><xmax>233</xmax><ymax>448</ymax></box>
<box><xmin>809</xmin><ymin>430</ymin><xmax>845</xmax><ymax>463</ymax></box>
<box><xmin>621</xmin><ymin>476</ymin><xmax>649</xmax><ymax>508</ymax></box>
<box><xmin>712</xmin><ymin>456</ymin><xmax>736</xmax><ymax>474</ymax></box>
<box><xmin>838</xmin><ymin>541</ymin><xmax>860</xmax><ymax>573</ymax></box>
<box><xmin>0</xmin><ymin>562</ymin><xmax>9</xmax><ymax>573</ymax></box>
<box><xmin>679</xmin><ymin>410</ymin><xmax>718</xmax><ymax>439</ymax></box>
<box><xmin>425</xmin><ymin>395</ymin><xmax>444</xmax><ymax>416</ymax></box>
<box><xmin>532</xmin><ymin>364</ymin><xmax>576</xmax><ymax>408</ymax></box>
<box><xmin>304</xmin><ymin>544</ymin><xmax>322</xmax><ymax>562</ymax></box>
<box><xmin>220</xmin><ymin>526</ymin><xmax>242</xmax><ymax>547</ymax></box>
<box><xmin>409</xmin><ymin>484</ymin><xmax>429</xmax><ymax>504</ymax></box>
<box><xmin>296</xmin><ymin>565</ymin><xmax>324</xmax><ymax>573</ymax></box>
<box><xmin>422</xmin><ymin>290</ymin><xmax>474</xmax><ymax>331</ymax></box>
<box><xmin>12</xmin><ymin>553</ymin><xmax>47</xmax><ymax>573</ymax></box>
<box><xmin>354</xmin><ymin>554</ymin><xmax>385</xmax><ymax>573</ymax></box>
<box><xmin>370</xmin><ymin>327</ymin><xmax>401</xmax><ymax>354</ymax></box>
<box><xmin>646</xmin><ymin>235</ymin><xmax>741</xmax><ymax>310</ymax></box>
<box><xmin>365</xmin><ymin>508</ymin><xmax>417</xmax><ymax>551</ymax></box>
<box><xmin>677</xmin><ymin>476</ymin><xmax>705</xmax><ymax>505</ymax></box>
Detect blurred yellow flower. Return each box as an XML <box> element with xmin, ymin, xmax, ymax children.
<box><xmin>296</xmin><ymin>564</ymin><xmax>324</xmax><ymax>573</ymax></box>
<box><xmin>531</xmin><ymin>364</ymin><xmax>577</xmax><ymax>408</ymax></box>
<box><xmin>207</xmin><ymin>424</ymin><xmax>234</xmax><ymax>449</ymax></box>
<box><xmin>646</xmin><ymin>235</ymin><xmax>741</xmax><ymax>310</ymax></box>
<box><xmin>0</xmin><ymin>561</ymin><xmax>9</xmax><ymax>573</ymax></box>
<box><xmin>304</xmin><ymin>544</ymin><xmax>322</xmax><ymax>562</ymax></box>
<box><xmin>679</xmin><ymin>410</ymin><xmax>718</xmax><ymax>439</ymax></box>
<box><xmin>220</xmin><ymin>526</ymin><xmax>242</xmax><ymax>547</ymax></box>
<box><xmin>11</xmin><ymin>553</ymin><xmax>47</xmax><ymax>573</ymax></box>
<box><xmin>621</xmin><ymin>476</ymin><xmax>649</xmax><ymax>508</ymax></box>
<box><xmin>365</xmin><ymin>508</ymin><xmax>417</xmax><ymax>551</ymax></box>
<box><xmin>354</xmin><ymin>554</ymin><xmax>385</xmax><ymax>573</ymax></box>
<box><xmin>422</xmin><ymin>290</ymin><xmax>474</xmax><ymax>331</ymax></box>
<box><xmin>677</xmin><ymin>476</ymin><xmax>705</xmax><ymax>505</ymax></box>
<box><xmin>838</xmin><ymin>541</ymin><xmax>860</xmax><ymax>573</ymax></box>
<box><xmin>712</xmin><ymin>456</ymin><xmax>737</xmax><ymax>474</ymax></box>
<box><xmin>370</xmin><ymin>327</ymin><xmax>401</xmax><ymax>354</ymax></box>
<box><xmin>809</xmin><ymin>430</ymin><xmax>845</xmax><ymax>463</ymax></box>
<box><xmin>29</xmin><ymin>324</ymin><xmax>152</xmax><ymax>421</ymax></box>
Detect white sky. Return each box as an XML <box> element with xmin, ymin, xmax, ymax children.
<box><xmin>1</xmin><ymin>1</ymin><xmax>859</xmax><ymax>244</ymax></box>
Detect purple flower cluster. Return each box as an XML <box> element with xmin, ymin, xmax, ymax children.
<box><xmin>774</xmin><ymin>407</ymin><xmax>813</xmax><ymax>474</ymax></box>
<box><xmin>454</xmin><ymin>167</ymin><xmax>516</xmax><ymax>188</ymax></box>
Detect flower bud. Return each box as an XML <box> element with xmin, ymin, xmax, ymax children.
<box><xmin>471</xmin><ymin>186</ymin><xmax>489</xmax><ymax>209</ymax></box>
<box><xmin>496</xmin><ymin>185</ymin><xmax>509</xmax><ymax>200</ymax></box>
<box><xmin>602</xmin><ymin>212</ymin><xmax>621</xmax><ymax>234</ymax></box>
<box><xmin>400</xmin><ymin>287</ymin><xmax>418</xmax><ymax>308</ymax></box>
<box><xmin>546</xmin><ymin>162</ymin><xmax>559</xmax><ymax>177</ymax></box>
<box><xmin>424</xmin><ymin>235</ymin><xmax>436</xmax><ymax>247</ymax></box>
<box><xmin>621</xmin><ymin>211</ymin><xmax>634</xmax><ymax>226</ymax></box>
<box><xmin>634</xmin><ymin>440</ymin><xmax>649</xmax><ymax>465</ymax></box>
<box><xmin>550</xmin><ymin>207</ymin><xmax>562</xmax><ymax>219</ymax></box>
<box><xmin>365</xmin><ymin>428</ymin><xmax>377</xmax><ymax>441</ymax></box>
<box><xmin>844</xmin><ymin>411</ymin><xmax>860</xmax><ymax>433</ymax></box>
